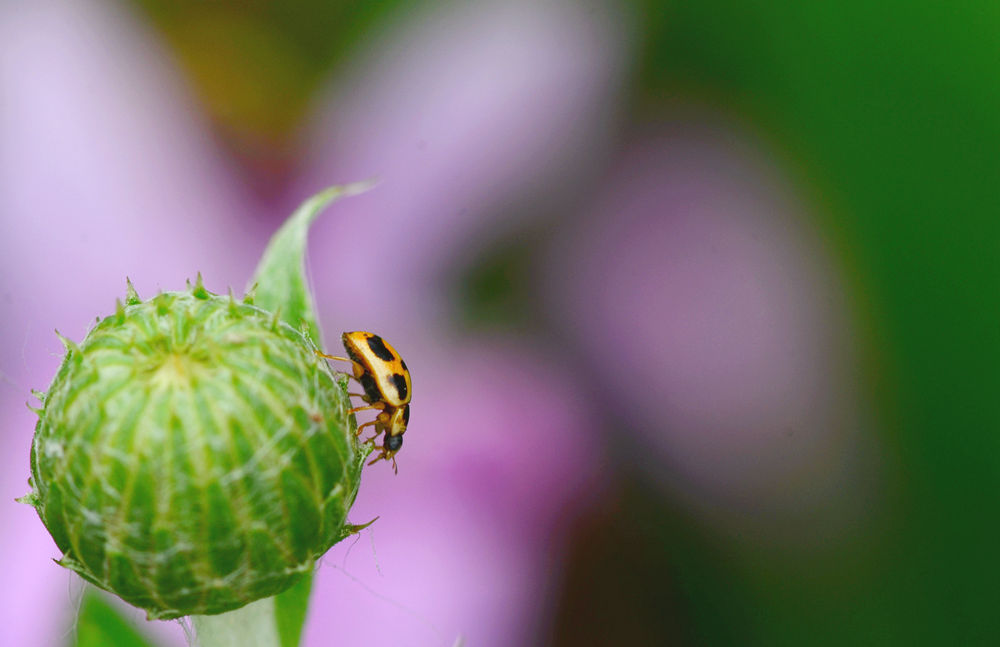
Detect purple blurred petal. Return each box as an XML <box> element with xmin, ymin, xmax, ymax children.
<box><xmin>545</xmin><ymin>123</ymin><xmax>877</xmax><ymax>533</ymax></box>
<box><xmin>349</xmin><ymin>339</ymin><xmax>601</xmax><ymax>536</ymax></box>
<box><xmin>308</xmin><ymin>501</ymin><xmax>539</xmax><ymax>647</ymax></box>
<box><xmin>295</xmin><ymin>0</ymin><xmax>626</xmax><ymax>329</ymax></box>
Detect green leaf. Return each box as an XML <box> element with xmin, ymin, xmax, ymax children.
<box><xmin>73</xmin><ymin>589</ymin><xmax>159</xmax><ymax>647</ymax></box>
<box><xmin>249</xmin><ymin>181</ymin><xmax>375</xmax><ymax>345</ymax></box>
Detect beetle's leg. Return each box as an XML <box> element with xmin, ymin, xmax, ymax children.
<box><xmin>355</xmin><ymin>419</ymin><xmax>378</xmax><ymax>437</ymax></box>
<box><xmin>348</xmin><ymin>403</ymin><xmax>384</xmax><ymax>415</ymax></box>
<box><xmin>315</xmin><ymin>351</ymin><xmax>365</xmax><ymax>378</ymax></box>
<box><xmin>365</xmin><ymin>449</ymin><xmax>399</xmax><ymax>474</ymax></box>
<box><xmin>314</xmin><ymin>351</ymin><xmax>350</xmax><ymax>362</ymax></box>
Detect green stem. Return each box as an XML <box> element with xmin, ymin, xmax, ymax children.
<box><xmin>191</xmin><ymin>598</ymin><xmax>281</xmax><ymax>647</ymax></box>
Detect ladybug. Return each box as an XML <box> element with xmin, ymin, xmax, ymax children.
<box><xmin>317</xmin><ymin>331</ymin><xmax>411</xmax><ymax>473</ymax></box>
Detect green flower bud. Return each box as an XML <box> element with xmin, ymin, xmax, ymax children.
<box><xmin>23</xmin><ymin>278</ymin><xmax>366</xmax><ymax>620</ymax></box>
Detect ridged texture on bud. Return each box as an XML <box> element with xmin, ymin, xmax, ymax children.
<box><xmin>25</xmin><ymin>287</ymin><xmax>363</xmax><ymax>620</ymax></box>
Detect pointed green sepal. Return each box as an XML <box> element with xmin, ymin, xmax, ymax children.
<box><xmin>154</xmin><ymin>292</ymin><xmax>172</xmax><ymax>316</ymax></box>
<box><xmin>339</xmin><ymin>516</ymin><xmax>380</xmax><ymax>539</ymax></box>
<box><xmin>227</xmin><ymin>287</ymin><xmax>240</xmax><ymax>315</ymax></box>
<box><xmin>54</xmin><ymin>554</ymin><xmax>102</xmax><ymax>588</ymax></box>
<box><xmin>125</xmin><ymin>277</ymin><xmax>141</xmax><ymax>305</ymax></box>
<box><xmin>243</xmin><ymin>282</ymin><xmax>258</xmax><ymax>305</ymax></box>
<box><xmin>54</xmin><ymin>330</ymin><xmax>82</xmax><ymax>359</ymax></box>
<box><xmin>192</xmin><ymin>272</ymin><xmax>210</xmax><ymax>299</ymax></box>
<box><xmin>15</xmin><ymin>491</ymin><xmax>39</xmax><ymax>506</ymax></box>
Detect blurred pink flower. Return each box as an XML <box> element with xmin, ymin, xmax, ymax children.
<box><xmin>544</xmin><ymin>123</ymin><xmax>878</xmax><ymax>539</ymax></box>
<box><xmin>0</xmin><ymin>0</ymin><xmax>624</xmax><ymax>646</ymax></box>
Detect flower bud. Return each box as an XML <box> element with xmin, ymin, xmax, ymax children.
<box><xmin>23</xmin><ymin>280</ymin><xmax>364</xmax><ymax>619</ymax></box>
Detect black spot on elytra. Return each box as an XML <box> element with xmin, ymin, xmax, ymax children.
<box><xmin>359</xmin><ymin>373</ymin><xmax>381</xmax><ymax>402</ymax></box>
<box><xmin>391</xmin><ymin>373</ymin><xmax>408</xmax><ymax>401</ymax></box>
<box><xmin>366</xmin><ymin>335</ymin><xmax>395</xmax><ymax>362</ymax></box>
<box><xmin>400</xmin><ymin>358</ymin><xmax>408</xmax><ymax>372</ymax></box>
<box><xmin>385</xmin><ymin>434</ymin><xmax>403</xmax><ymax>452</ymax></box>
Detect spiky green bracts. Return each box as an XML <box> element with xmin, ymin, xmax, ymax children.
<box><xmin>20</xmin><ymin>184</ymin><xmax>374</xmax><ymax>625</ymax></box>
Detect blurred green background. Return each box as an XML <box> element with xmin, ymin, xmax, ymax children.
<box><xmin>15</xmin><ymin>0</ymin><xmax>1000</xmax><ymax>644</ymax></box>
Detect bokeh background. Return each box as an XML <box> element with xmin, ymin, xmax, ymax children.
<box><xmin>2</xmin><ymin>0</ymin><xmax>999</xmax><ymax>645</ymax></box>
